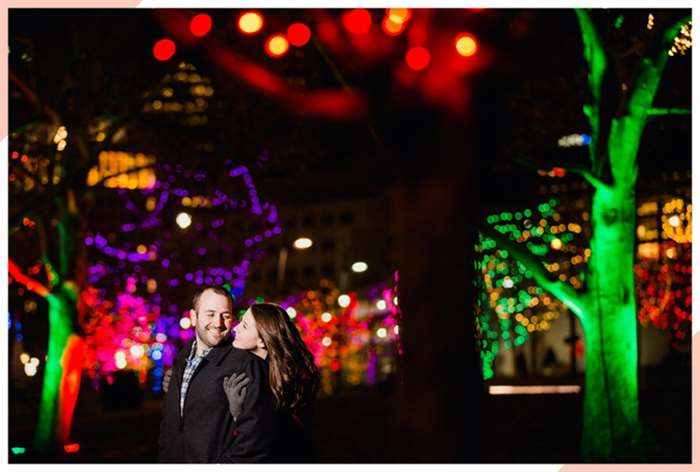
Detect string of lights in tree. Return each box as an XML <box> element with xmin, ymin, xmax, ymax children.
<box><xmin>151</xmin><ymin>9</ymin><xmax>490</xmax><ymax>117</ymax></box>
<box><xmin>475</xmin><ymin>198</ymin><xmax>588</xmax><ymax>380</ymax></box>
<box><xmin>635</xmin><ymin>241</ymin><xmax>691</xmax><ymax>347</ymax></box>
<box><xmin>244</xmin><ymin>278</ymin><xmax>400</xmax><ymax>395</ymax></box>
<box><xmin>475</xmin><ymin>192</ymin><xmax>693</xmax><ymax>379</ymax></box>
<box><xmin>82</xmin><ymin>158</ymin><xmax>279</xmax><ymax>392</ymax></box>
<box><xmin>635</xmin><ymin>196</ymin><xmax>692</xmax><ymax>348</ymax></box>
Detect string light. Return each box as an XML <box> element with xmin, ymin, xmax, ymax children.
<box><xmin>669</xmin><ymin>21</ymin><xmax>692</xmax><ymax>56</ymax></box>
<box><xmin>238</xmin><ymin>12</ymin><xmax>263</xmax><ymax>34</ymax></box>
<box><xmin>153</xmin><ymin>39</ymin><xmax>176</xmax><ymax>61</ymax></box>
<box><xmin>287</xmin><ymin>23</ymin><xmax>311</xmax><ymax>47</ymax></box>
<box><xmin>190</xmin><ymin>13</ymin><xmax>212</xmax><ymax>37</ymax></box>
<box><xmin>406</xmin><ymin>47</ymin><xmax>431</xmax><ymax>71</ymax></box>
<box><xmin>265</xmin><ymin>34</ymin><xmax>289</xmax><ymax>58</ymax></box>
<box><xmin>455</xmin><ymin>33</ymin><xmax>478</xmax><ymax>57</ymax></box>
<box><xmin>342</xmin><ymin>9</ymin><xmax>372</xmax><ymax>35</ymax></box>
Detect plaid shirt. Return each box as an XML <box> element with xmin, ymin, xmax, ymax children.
<box><xmin>179</xmin><ymin>340</ymin><xmax>212</xmax><ymax>415</ymax></box>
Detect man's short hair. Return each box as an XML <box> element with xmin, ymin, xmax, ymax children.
<box><xmin>191</xmin><ymin>285</ymin><xmax>234</xmax><ymax>313</ymax></box>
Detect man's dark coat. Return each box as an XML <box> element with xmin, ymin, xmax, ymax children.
<box><xmin>158</xmin><ymin>342</ymin><xmax>276</xmax><ymax>462</ymax></box>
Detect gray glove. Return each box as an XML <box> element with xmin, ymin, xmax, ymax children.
<box><xmin>223</xmin><ymin>373</ymin><xmax>250</xmax><ymax>421</ymax></box>
<box><xmin>162</xmin><ymin>368</ymin><xmax>173</xmax><ymax>393</ymax></box>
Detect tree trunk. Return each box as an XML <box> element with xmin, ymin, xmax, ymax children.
<box><xmin>388</xmin><ymin>173</ymin><xmax>482</xmax><ymax>461</ymax></box>
<box><xmin>35</xmin><ymin>287</ymin><xmax>78</xmax><ymax>452</ymax></box>
<box><xmin>580</xmin><ymin>184</ymin><xmax>641</xmax><ymax>460</ymax></box>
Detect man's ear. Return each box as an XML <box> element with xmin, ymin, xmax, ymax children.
<box><xmin>189</xmin><ymin>309</ymin><xmax>197</xmax><ymax>324</ymax></box>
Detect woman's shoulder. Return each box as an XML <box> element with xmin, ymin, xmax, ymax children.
<box><xmin>226</xmin><ymin>346</ymin><xmax>268</xmax><ymax>370</ymax></box>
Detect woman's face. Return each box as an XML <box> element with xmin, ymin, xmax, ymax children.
<box><xmin>233</xmin><ymin>308</ymin><xmax>264</xmax><ymax>352</ymax></box>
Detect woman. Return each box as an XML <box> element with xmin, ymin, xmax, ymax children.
<box><xmin>163</xmin><ymin>302</ymin><xmax>320</xmax><ymax>461</ymax></box>
<box><xmin>229</xmin><ymin>303</ymin><xmax>320</xmax><ymax>461</ymax></box>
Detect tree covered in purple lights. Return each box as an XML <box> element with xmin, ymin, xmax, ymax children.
<box><xmin>82</xmin><ymin>158</ymin><xmax>281</xmax><ymax>391</ymax></box>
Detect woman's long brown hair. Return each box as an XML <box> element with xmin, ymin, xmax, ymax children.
<box><xmin>250</xmin><ymin>303</ymin><xmax>320</xmax><ymax>412</ymax></box>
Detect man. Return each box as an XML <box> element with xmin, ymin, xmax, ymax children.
<box><xmin>158</xmin><ymin>286</ymin><xmax>276</xmax><ymax>462</ymax></box>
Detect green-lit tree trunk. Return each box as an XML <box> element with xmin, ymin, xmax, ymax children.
<box><xmin>580</xmin><ymin>184</ymin><xmax>641</xmax><ymax>460</ymax></box>
<box><xmin>483</xmin><ymin>10</ymin><xmax>689</xmax><ymax>461</ymax></box>
<box><xmin>11</xmin><ymin>196</ymin><xmax>85</xmax><ymax>453</ymax></box>
<box><xmin>35</xmin><ymin>287</ymin><xmax>78</xmax><ymax>451</ymax></box>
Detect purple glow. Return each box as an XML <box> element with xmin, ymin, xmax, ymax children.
<box><xmin>162</xmin><ymin>259</ymin><xmax>170</xmax><ymax>268</ymax></box>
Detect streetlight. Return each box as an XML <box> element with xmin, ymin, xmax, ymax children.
<box><xmin>351</xmin><ymin>261</ymin><xmax>368</xmax><ymax>273</ymax></box>
<box><xmin>293</xmin><ymin>237</ymin><xmax>313</xmax><ymax>249</ymax></box>
<box><xmin>176</xmin><ymin>212</ymin><xmax>192</xmax><ymax>229</ymax></box>
<box><xmin>277</xmin><ymin>237</ymin><xmax>313</xmax><ymax>292</ymax></box>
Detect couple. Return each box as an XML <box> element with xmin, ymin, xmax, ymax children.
<box><xmin>158</xmin><ymin>286</ymin><xmax>320</xmax><ymax>462</ymax></box>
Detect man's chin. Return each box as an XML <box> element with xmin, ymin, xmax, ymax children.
<box><xmin>208</xmin><ymin>333</ymin><xmax>229</xmax><ymax>345</ymax></box>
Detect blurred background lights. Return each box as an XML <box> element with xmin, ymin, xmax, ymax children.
<box><xmin>342</xmin><ymin>9</ymin><xmax>372</xmax><ymax>35</ymax></box>
<box><xmin>190</xmin><ymin>13</ymin><xmax>212</xmax><ymax>37</ymax></box>
<box><xmin>455</xmin><ymin>33</ymin><xmax>478</xmax><ymax>56</ymax></box>
<box><xmin>338</xmin><ymin>294</ymin><xmax>351</xmax><ymax>307</ymax></box>
<box><xmin>24</xmin><ymin>363</ymin><xmax>37</xmax><ymax>377</ymax></box>
<box><xmin>114</xmin><ymin>351</ymin><xmax>127</xmax><ymax>369</ymax></box>
<box><xmin>238</xmin><ymin>12</ymin><xmax>263</xmax><ymax>34</ymax></box>
<box><xmin>266</xmin><ymin>34</ymin><xmax>289</xmax><ymax>58</ymax></box>
<box><xmin>287</xmin><ymin>23</ymin><xmax>311</xmax><ymax>47</ymax></box>
<box><xmin>153</xmin><ymin>38</ymin><xmax>176</xmax><ymax>61</ymax></box>
<box><xmin>176</xmin><ymin>212</ymin><xmax>192</xmax><ymax>229</ymax></box>
<box><xmin>406</xmin><ymin>47</ymin><xmax>430</xmax><ymax>71</ymax></box>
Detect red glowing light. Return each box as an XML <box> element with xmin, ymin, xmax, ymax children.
<box><xmin>405</xmin><ymin>47</ymin><xmax>431</xmax><ymax>71</ymax></box>
<box><xmin>265</xmin><ymin>35</ymin><xmax>290</xmax><ymax>58</ymax></box>
<box><xmin>190</xmin><ymin>13</ymin><xmax>212</xmax><ymax>38</ymax></box>
<box><xmin>342</xmin><ymin>9</ymin><xmax>372</xmax><ymax>35</ymax></box>
<box><xmin>152</xmin><ymin>39</ymin><xmax>176</xmax><ymax>61</ymax></box>
<box><xmin>287</xmin><ymin>22</ymin><xmax>311</xmax><ymax>47</ymax></box>
<box><xmin>64</xmin><ymin>443</ymin><xmax>80</xmax><ymax>454</ymax></box>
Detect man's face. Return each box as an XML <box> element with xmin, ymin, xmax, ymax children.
<box><xmin>190</xmin><ymin>289</ymin><xmax>233</xmax><ymax>350</ymax></box>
